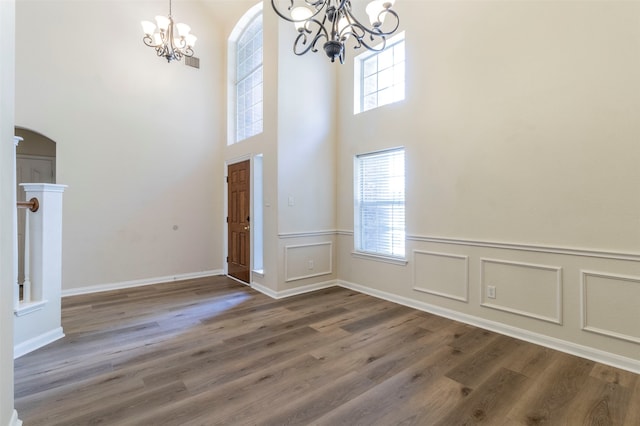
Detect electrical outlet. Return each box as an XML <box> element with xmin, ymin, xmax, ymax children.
<box><xmin>487</xmin><ymin>285</ymin><xmax>496</xmax><ymax>299</ymax></box>
<box><xmin>308</xmin><ymin>260</ymin><xmax>314</xmax><ymax>270</ymax></box>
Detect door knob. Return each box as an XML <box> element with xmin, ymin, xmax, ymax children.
<box><xmin>244</xmin><ymin>225</ymin><xmax>250</xmax><ymax>230</ymax></box>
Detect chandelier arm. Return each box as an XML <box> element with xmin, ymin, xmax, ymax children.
<box><xmin>338</xmin><ymin>20</ymin><xmax>365</xmax><ymax>40</ymax></box>
<box><xmin>293</xmin><ymin>17</ymin><xmax>328</xmax><ymax>55</ymax></box>
<box><xmin>344</xmin><ymin>7</ymin><xmax>399</xmax><ymax>37</ymax></box>
<box><xmin>337</xmin><ymin>23</ymin><xmax>388</xmax><ymax>55</ymax></box>
<box><xmin>271</xmin><ymin>0</ymin><xmax>328</xmax><ymax>23</ymax></box>
<box><xmin>357</xmin><ymin>34</ymin><xmax>387</xmax><ymax>52</ymax></box>
<box><xmin>304</xmin><ymin>0</ymin><xmax>326</xmax><ymax>7</ymax></box>
<box><xmin>294</xmin><ymin>32</ymin><xmax>325</xmax><ymax>56</ymax></box>
<box><xmin>156</xmin><ymin>45</ymin><xmax>169</xmax><ymax>59</ymax></box>
<box><xmin>174</xmin><ymin>37</ymin><xmax>187</xmax><ymax>50</ymax></box>
<box><xmin>143</xmin><ymin>35</ymin><xmax>157</xmax><ymax>47</ymax></box>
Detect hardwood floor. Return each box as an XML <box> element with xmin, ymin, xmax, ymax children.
<box><xmin>14</xmin><ymin>276</ymin><xmax>640</xmax><ymax>425</ymax></box>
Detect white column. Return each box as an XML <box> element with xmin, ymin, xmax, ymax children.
<box><xmin>12</xmin><ymin>136</ymin><xmax>21</xmax><ymax>311</ymax></box>
<box><xmin>14</xmin><ymin>183</ymin><xmax>67</xmax><ymax>358</ymax></box>
<box><xmin>19</xmin><ymin>183</ymin><xmax>66</xmax><ymax>304</ymax></box>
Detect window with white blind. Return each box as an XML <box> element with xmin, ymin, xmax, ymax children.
<box><xmin>354</xmin><ymin>31</ymin><xmax>405</xmax><ymax>114</ymax></box>
<box><xmin>354</xmin><ymin>147</ymin><xmax>405</xmax><ymax>259</ymax></box>
<box><xmin>229</xmin><ymin>4</ymin><xmax>263</xmax><ymax>144</ymax></box>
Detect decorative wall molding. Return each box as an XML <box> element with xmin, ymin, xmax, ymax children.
<box><xmin>61</xmin><ymin>270</ymin><xmax>223</xmax><ymax>297</ymax></box>
<box><xmin>336</xmin><ymin>229</ymin><xmax>354</xmax><ymax>236</ymax></box>
<box><xmin>284</xmin><ymin>242</ymin><xmax>333</xmax><ymax>282</ymax></box>
<box><xmin>251</xmin><ymin>279</ymin><xmax>337</xmax><ymax>299</ymax></box>
<box><xmin>278</xmin><ymin>230</ymin><xmax>338</xmax><ymax>239</ymax></box>
<box><xmin>412</xmin><ymin>250</ymin><xmax>469</xmax><ymax>302</ymax></box>
<box><xmin>581</xmin><ymin>270</ymin><xmax>640</xmax><ymax>345</ymax></box>
<box><xmin>407</xmin><ymin>235</ymin><xmax>640</xmax><ymax>262</ymax></box>
<box><xmin>337</xmin><ymin>279</ymin><xmax>640</xmax><ymax>374</ymax></box>
<box><xmin>480</xmin><ymin>258</ymin><xmax>563</xmax><ymax>325</ymax></box>
<box><xmin>14</xmin><ymin>326</ymin><xmax>64</xmax><ymax>359</ymax></box>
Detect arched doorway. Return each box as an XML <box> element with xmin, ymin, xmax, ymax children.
<box><xmin>14</xmin><ymin>127</ymin><xmax>56</xmax><ymax>288</ymax></box>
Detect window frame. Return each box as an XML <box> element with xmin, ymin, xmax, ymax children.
<box><xmin>353</xmin><ymin>147</ymin><xmax>406</xmax><ymax>263</ymax></box>
<box><xmin>353</xmin><ymin>31</ymin><xmax>406</xmax><ymax>114</ymax></box>
<box><xmin>227</xmin><ymin>2</ymin><xmax>263</xmax><ymax>145</ymax></box>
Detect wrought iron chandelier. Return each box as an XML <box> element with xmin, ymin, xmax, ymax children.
<box><xmin>271</xmin><ymin>0</ymin><xmax>399</xmax><ymax>64</ymax></box>
<box><xmin>141</xmin><ymin>0</ymin><xmax>197</xmax><ymax>63</ymax></box>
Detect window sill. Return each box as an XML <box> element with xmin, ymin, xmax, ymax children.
<box><xmin>351</xmin><ymin>252</ymin><xmax>408</xmax><ymax>266</ymax></box>
<box><xmin>14</xmin><ymin>300</ymin><xmax>48</xmax><ymax>317</ymax></box>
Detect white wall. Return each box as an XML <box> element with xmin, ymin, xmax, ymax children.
<box><xmin>222</xmin><ymin>1</ymin><xmax>337</xmax><ymax>294</ymax></box>
<box><xmin>16</xmin><ymin>1</ymin><xmax>226</xmax><ymax>292</ymax></box>
<box><xmin>275</xmin><ymin>16</ymin><xmax>337</xmax><ymax>292</ymax></box>
<box><xmin>276</xmin><ymin>18</ymin><xmax>336</xmax><ymax>235</ymax></box>
<box><xmin>337</xmin><ymin>1</ymin><xmax>640</xmax><ymax>369</ymax></box>
<box><xmin>0</xmin><ymin>0</ymin><xmax>18</xmax><ymax>424</ymax></box>
<box><xmin>340</xmin><ymin>0</ymin><xmax>640</xmax><ymax>249</ymax></box>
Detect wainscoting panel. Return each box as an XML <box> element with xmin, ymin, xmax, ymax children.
<box><xmin>285</xmin><ymin>242</ymin><xmax>333</xmax><ymax>282</ymax></box>
<box><xmin>413</xmin><ymin>250</ymin><xmax>469</xmax><ymax>302</ymax></box>
<box><xmin>480</xmin><ymin>258</ymin><xmax>563</xmax><ymax>324</ymax></box>
<box><xmin>581</xmin><ymin>271</ymin><xmax>640</xmax><ymax>344</ymax></box>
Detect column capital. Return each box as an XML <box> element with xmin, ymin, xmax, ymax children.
<box><xmin>20</xmin><ymin>183</ymin><xmax>67</xmax><ymax>193</ymax></box>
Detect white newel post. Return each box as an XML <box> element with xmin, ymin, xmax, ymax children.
<box><xmin>12</xmin><ymin>136</ymin><xmax>21</xmax><ymax>311</ymax></box>
<box><xmin>14</xmin><ymin>183</ymin><xmax>67</xmax><ymax>358</ymax></box>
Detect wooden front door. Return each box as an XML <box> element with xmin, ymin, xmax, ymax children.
<box><xmin>227</xmin><ymin>160</ymin><xmax>251</xmax><ymax>283</ymax></box>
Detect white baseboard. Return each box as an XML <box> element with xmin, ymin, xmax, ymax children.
<box><xmin>61</xmin><ymin>270</ymin><xmax>224</xmax><ymax>297</ymax></box>
<box><xmin>9</xmin><ymin>410</ymin><xmax>22</xmax><ymax>426</ymax></box>
<box><xmin>251</xmin><ymin>280</ymin><xmax>337</xmax><ymax>299</ymax></box>
<box><xmin>250</xmin><ymin>282</ymin><xmax>278</xmax><ymax>298</ymax></box>
<box><xmin>14</xmin><ymin>327</ymin><xmax>64</xmax><ymax>359</ymax></box>
<box><xmin>337</xmin><ymin>280</ymin><xmax>640</xmax><ymax>375</ymax></box>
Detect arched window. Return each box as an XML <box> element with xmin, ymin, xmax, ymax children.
<box><xmin>228</xmin><ymin>3</ymin><xmax>263</xmax><ymax>144</ymax></box>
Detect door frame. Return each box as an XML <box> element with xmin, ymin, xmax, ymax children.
<box><xmin>224</xmin><ymin>154</ymin><xmax>254</xmax><ymax>284</ymax></box>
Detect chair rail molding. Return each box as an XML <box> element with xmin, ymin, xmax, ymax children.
<box><xmin>406</xmin><ymin>235</ymin><xmax>640</xmax><ymax>262</ymax></box>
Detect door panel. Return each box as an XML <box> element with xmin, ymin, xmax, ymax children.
<box><xmin>227</xmin><ymin>160</ymin><xmax>250</xmax><ymax>283</ymax></box>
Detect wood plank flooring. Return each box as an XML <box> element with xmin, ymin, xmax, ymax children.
<box><xmin>14</xmin><ymin>276</ymin><xmax>640</xmax><ymax>425</ymax></box>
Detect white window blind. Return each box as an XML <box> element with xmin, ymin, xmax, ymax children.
<box><xmin>235</xmin><ymin>14</ymin><xmax>263</xmax><ymax>142</ymax></box>
<box><xmin>355</xmin><ymin>148</ymin><xmax>405</xmax><ymax>258</ymax></box>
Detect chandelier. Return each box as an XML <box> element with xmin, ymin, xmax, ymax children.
<box><xmin>271</xmin><ymin>0</ymin><xmax>399</xmax><ymax>64</ymax></box>
<box><xmin>141</xmin><ymin>0</ymin><xmax>197</xmax><ymax>63</ymax></box>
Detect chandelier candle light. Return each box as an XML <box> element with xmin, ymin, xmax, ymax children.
<box><xmin>141</xmin><ymin>0</ymin><xmax>197</xmax><ymax>63</ymax></box>
<box><xmin>271</xmin><ymin>0</ymin><xmax>399</xmax><ymax>64</ymax></box>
